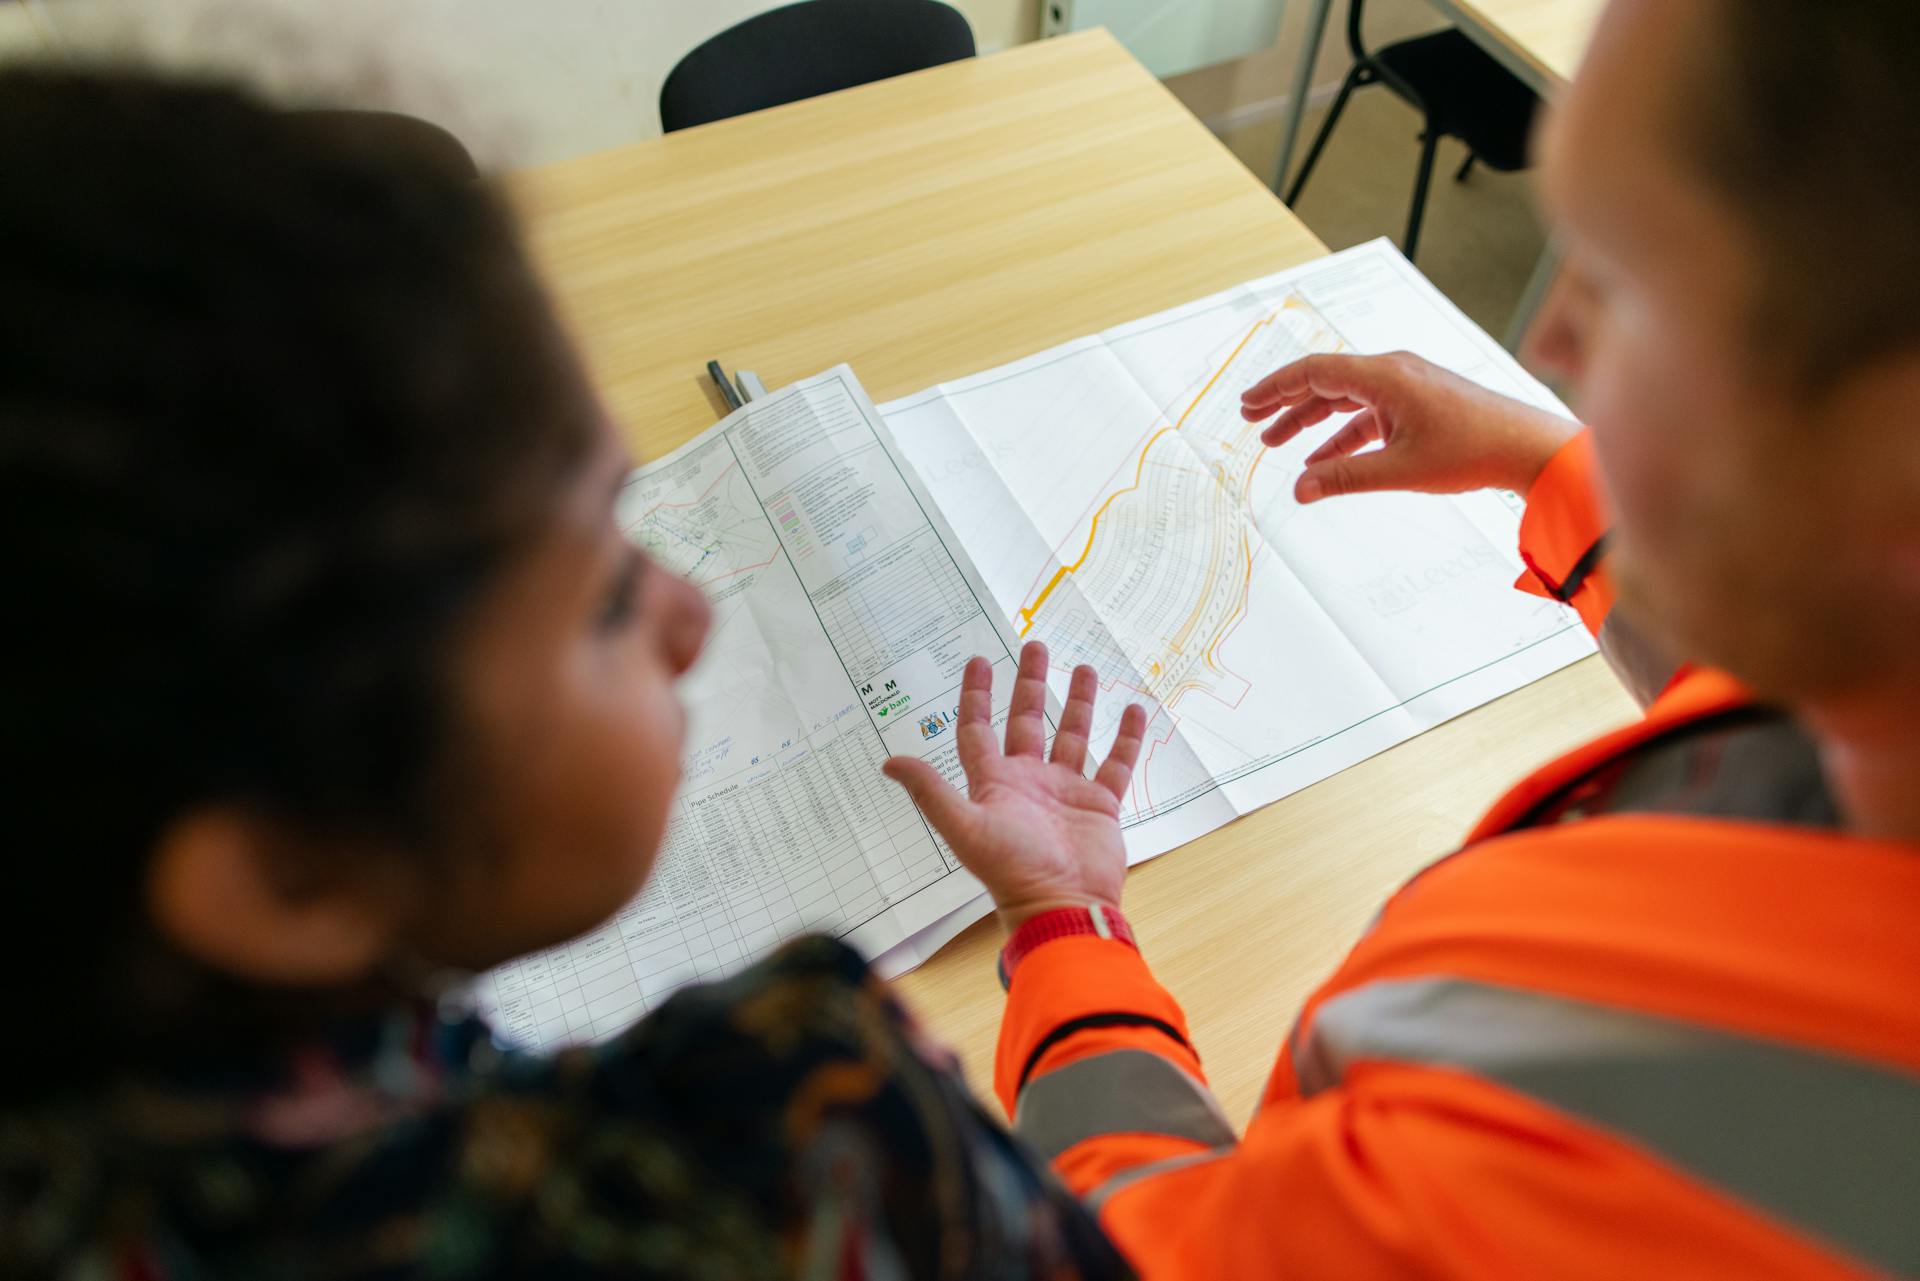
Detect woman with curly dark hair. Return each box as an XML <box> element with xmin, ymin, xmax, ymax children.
<box><xmin>0</xmin><ymin>67</ymin><xmax>1134</xmax><ymax>1281</ymax></box>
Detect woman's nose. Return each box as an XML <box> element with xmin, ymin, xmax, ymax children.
<box><xmin>660</xmin><ymin>572</ymin><xmax>712</xmax><ymax>676</ymax></box>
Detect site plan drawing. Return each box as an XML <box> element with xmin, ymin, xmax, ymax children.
<box><xmin>479</xmin><ymin>239</ymin><xmax>1595</xmax><ymax>1050</ymax></box>
<box><xmin>880</xmin><ymin>238</ymin><xmax>1595</xmax><ymax>941</ymax></box>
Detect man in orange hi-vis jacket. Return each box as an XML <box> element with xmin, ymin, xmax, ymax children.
<box><xmin>881</xmin><ymin>1</ymin><xmax>1920</xmax><ymax>1275</ymax></box>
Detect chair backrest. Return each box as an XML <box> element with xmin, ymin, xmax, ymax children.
<box><xmin>1344</xmin><ymin>0</ymin><xmax>1373</xmax><ymax>63</ymax></box>
<box><xmin>659</xmin><ymin>0</ymin><xmax>975</xmax><ymax>133</ymax></box>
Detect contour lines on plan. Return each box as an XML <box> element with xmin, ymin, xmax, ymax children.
<box><xmin>1015</xmin><ymin>296</ymin><xmax>1345</xmax><ymax>714</ymax></box>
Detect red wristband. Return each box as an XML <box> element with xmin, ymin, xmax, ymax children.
<box><xmin>998</xmin><ymin>904</ymin><xmax>1135</xmax><ymax>989</ymax></box>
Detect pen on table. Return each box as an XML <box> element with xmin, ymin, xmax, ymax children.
<box><xmin>707</xmin><ymin>359</ymin><xmax>744</xmax><ymax>412</ymax></box>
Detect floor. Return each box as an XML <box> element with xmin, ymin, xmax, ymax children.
<box><xmin>1215</xmin><ymin>87</ymin><xmax>1550</xmax><ymax>342</ymax></box>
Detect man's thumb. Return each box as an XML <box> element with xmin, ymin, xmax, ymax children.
<box><xmin>1297</xmin><ymin>450</ymin><xmax>1403</xmax><ymax>502</ymax></box>
<box><xmin>881</xmin><ymin>757</ymin><xmax>974</xmax><ymax>842</ymax></box>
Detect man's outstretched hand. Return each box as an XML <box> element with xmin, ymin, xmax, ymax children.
<box><xmin>1241</xmin><ymin>351</ymin><xmax>1579</xmax><ymax>503</ymax></box>
<box><xmin>882</xmin><ymin>642</ymin><xmax>1147</xmax><ymax>932</ymax></box>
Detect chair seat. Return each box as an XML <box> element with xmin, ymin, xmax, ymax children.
<box><xmin>1373</xmin><ymin>29</ymin><xmax>1540</xmax><ymax>171</ymax></box>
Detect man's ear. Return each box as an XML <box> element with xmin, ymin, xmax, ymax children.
<box><xmin>147</xmin><ymin>809</ymin><xmax>409</xmax><ymax>986</ymax></box>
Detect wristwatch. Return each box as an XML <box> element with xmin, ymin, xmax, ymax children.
<box><xmin>998</xmin><ymin>903</ymin><xmax>1136</xmax><ymax>989</ymax></box>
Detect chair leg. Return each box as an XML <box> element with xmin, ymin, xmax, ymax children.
<box><xmin>1284</xmin><ymin>64</ymin><xmax>1365</xmax><ymax>207</ymax></box>
<box><xmin>1454</xmin><ymin>151</ymin><xmax>1476</xmax><ymax>183</ymax></box>
<box><xmin>1404</xmin><ymin>129</ymin><xmax>1442</xmax><ymax>261</ymax></box>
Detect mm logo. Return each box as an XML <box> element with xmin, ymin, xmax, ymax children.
<box><xmin>865</xmin><ymin>679</ymin><xmax>909</xmax><ymax>719</ymax></box>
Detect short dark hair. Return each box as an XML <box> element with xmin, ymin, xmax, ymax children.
<box><xmin>1693</xmin><ymin>1</ymin><xmax>1920</xmax><ymax>385</ymax></box>
<box><xmin>0</xmin><ymin>69</ymin><xmax>593</xmax><ymax>1092</ymax></box>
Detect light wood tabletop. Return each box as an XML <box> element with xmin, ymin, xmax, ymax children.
<box><xmin>1427</xmin><ymin>0</ymin><xmax>1608</xmax><ymax>91</ymax></box>
<box><xmin>513</xmin><ymin>29</ymin><xmax>1638</xmax><ymax>1127</ymax></box>
<box><xmin>511</xmin><ymin>29</ymin><xmax>1325</xmax><ymax>461</ymax></box>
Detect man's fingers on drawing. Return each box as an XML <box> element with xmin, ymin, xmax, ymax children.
<box><xmin>1049</xmin><ymin>663</ymin><xmax>1098</xmax><ymax>774</ymax></box>
<box><xmin>1004</xmin><ymin>641</ymin><xmax>1052</xmax><ymax>758</ymax></box>
<box><xmin>1259</xmin><ymin>395</ymin><xmax>1365</xmax><ymax>448</ymax></box>
<box><xmin>1303</xmin><ymin>410</ymin><xmax>1383</xmax><ymax>466</ymax></box>
<box><xmin>1297</xmin><ymin>448</ymin><xmax>1402</xmax><ymax>504</ymax></box>
<box><xmin>881</xmin><ymin>757</ymin><xmax>977</xmax><ymax>845</ymax></box>
<box><xmin>1241</xmin><ymin>353</ymin><xmax>1388</xmax><ymax>418</ymax></box>
<box><xmin>956</xmin><ymin>654</ymin><xmax>1000</xmax><ymax>770</ymax></box>
<box><xmin>1239</xmin><ymin>355</ymin><xmax>1324</xmax><ymax>412</ymax></box>
<box><xmin>1239</xmin><ymin>361</ymin><xmax>1316</xmax><ymax>420</ymax></box>
<box><xmin>1093</xmin><ymin>702</ymin><xmax>1148</xmax><ymax>801</ymax></box>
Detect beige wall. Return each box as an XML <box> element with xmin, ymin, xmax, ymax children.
<box><xmin>967</xmin><ymin>0</ymin><xmax>1043</xmax><ymax>50</ymax></box>
<box><xmin>8</xmin><ymin>0</ymin><xmax>1049</xmax><ymax>165</ymax></box>
<box><xmin>0</xmin><ymin>3</ymin><xmax>54</xmax><ymax>54</ymax></box>
<box><xmin>6</xmin><ymin>0</ymin><xmax>1437</xmax><ymax>165</ymax></box>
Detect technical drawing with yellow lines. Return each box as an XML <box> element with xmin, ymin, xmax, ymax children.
<box><xmin>880</xmin><ymin>238</ymin><xmax>1596</xmax><ymax>864</ymax></box>
<box><xmin>1014</xmin><ymin>298</ymin><xmax>1342</xmax><ymax>715</ymax></box>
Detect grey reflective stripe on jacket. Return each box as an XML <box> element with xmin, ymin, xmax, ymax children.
<box><xmin>1085</xmin><ymin>1145</ymin><xmax>1234</xmax><ymax>1215</ymax></box>
<box><xmin>1297</xmin><ymin>976</ymin><xmax>1920</xmax><ymax>1279</ymax></box>
<box><xmin>1013</xmin><ymin>1047</ymin><xmax>1237</xmax><ymax>1196</ymax></box>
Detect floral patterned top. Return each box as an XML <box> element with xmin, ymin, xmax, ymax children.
<box><xmin>0</xmin><ymin>937</ymin><xmax>1131</xmax><ymax>1281</ymax></box>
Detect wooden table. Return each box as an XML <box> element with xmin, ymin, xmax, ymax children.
<box><xmin>1425</xmin><ymin>0</ymin><xmax>1606</xmax><ymax>92</ymax></box>
<box><xmin>514</xmin><ymin>30</ymin><xmax>1637</xmax><ymax>1127</ymax></box>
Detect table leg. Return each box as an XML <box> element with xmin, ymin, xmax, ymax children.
<box><xmin>1274</xmin><ymin>0</ymin><xmax>1335</xmax><ymax>196</ymax></box>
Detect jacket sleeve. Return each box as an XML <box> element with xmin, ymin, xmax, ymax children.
<box><xmin>993</xmin><ymin>937</ymin><xmax>1499</xmax><ymax>1278</ymax></box>
<box><xmin>995</xmin><ymin>937</ymin><xmax>1236</xmax><ymax>1204</ymax></box>
<box><xmin>1514</xmin><ymin>430</ymin><xmax>1615</xmax><ymax>633</ymax></box>
<box><xmin>992</xmin><ymin>925</ymin><xmax>1825</xmax><ymax>1279</ymax></box>
<box><xmin>1514</xmin><ymin>430</ymin><xmax>1679</xmax><ymax>706</ymax></box>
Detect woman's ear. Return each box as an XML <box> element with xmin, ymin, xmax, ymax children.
<box><xmin>146</xmin><ymin>810</ymin><xmax>410</xmax><ymax>985</ymax></box>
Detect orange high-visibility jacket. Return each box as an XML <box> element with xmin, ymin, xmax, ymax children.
<box><xmin>997</xmin><ymin>432</ymin><xmax>1920</xmax><ymax>1279</ymax></box>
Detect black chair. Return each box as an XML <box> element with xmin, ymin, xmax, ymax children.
<box><xmin>660</xmin><ymin>0</ymin><xmax>975</xmax><ymax>134</ymax></box>
<box><xmin>1284</xmin><ymin>0</ymin><xmax>1540</xmax><ymax>261</ymax></box>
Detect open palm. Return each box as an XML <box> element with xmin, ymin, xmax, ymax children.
<box><xmin>883</xmin><ymin>643</ymin><xmax>1148</xmax><ymax>927</ymax></box>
